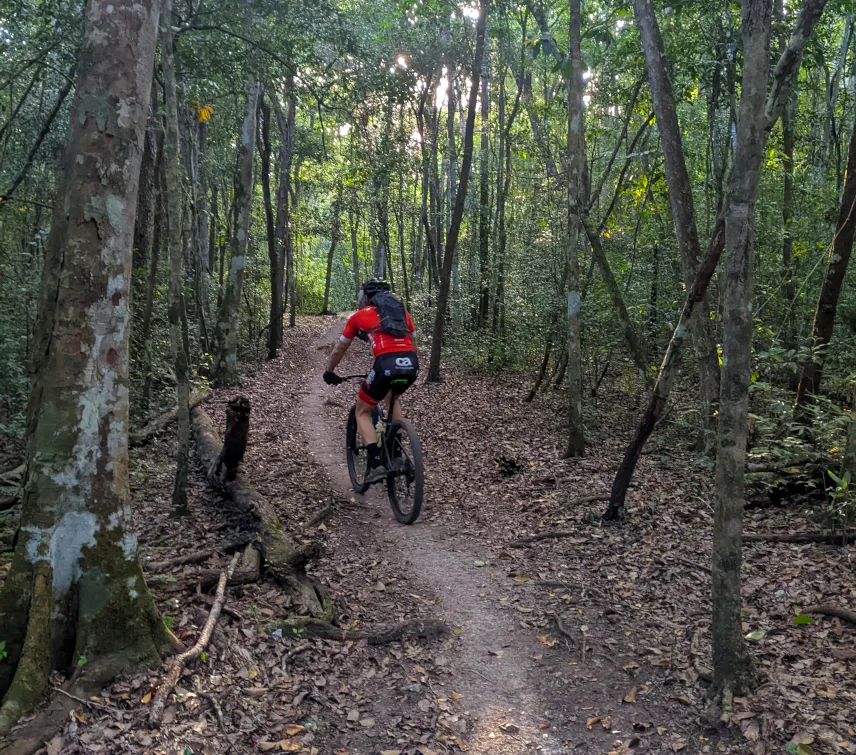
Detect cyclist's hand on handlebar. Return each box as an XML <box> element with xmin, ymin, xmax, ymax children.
<box><xmin>323</xmin><ymin>371</ymin><xmax>344</xmax><ymax>385</ymax></box>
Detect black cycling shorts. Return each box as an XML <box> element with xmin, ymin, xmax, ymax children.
<box><xmin>358</xmin><ymin>351</ymin><xmax>419</xmax><ymax>406</ymax></box>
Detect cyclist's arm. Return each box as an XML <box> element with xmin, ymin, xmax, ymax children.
<box><xmin>406</xmin><ymin>311</ymin><xmax>418</xmax><ymax>356</ymax></box>
<box><xmin>327</xmin><ymin>314</ymin><xmax>361</xmax><ymax>372</ymax></box>
<box><xmin>326</xmin><ymin>339</ymin><xmax>350</xmax><ymax>372</ymax></box>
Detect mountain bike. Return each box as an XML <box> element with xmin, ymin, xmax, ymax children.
<box><xmin>339</xmin><ymin>375</ymin><xmax>424</xmax><ymax>524</ymax></box>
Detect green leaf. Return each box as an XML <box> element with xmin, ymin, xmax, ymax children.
<box><xmin>77</xmin><ymin>655</ymin><xmax>87</xmax><ymax>667</ymax></box>
<box><xmin>745</xmin><ymin>630</ymin><xmax>766</xmax><ymax>641</ymax></box>
<box><xmin>473</xmin><ymin>560</ymin><xmax>486</xmax><ymax>567</ymax></box>
<box><xmin>792</xmin><ymin>614</ymin><xmax>815</xmax><ymax>625</ymax></box>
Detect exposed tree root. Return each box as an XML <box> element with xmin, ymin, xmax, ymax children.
<box><xmin>803</xmin><ymin>604</ymin><xmax>856</xmax><ymax>624</ymax></box>
<box><xmin>272</xmin><ymin>618</ymin><xmax>449</xmax><ymax>645</ymax></box>
<box><xmin>567</xmin><ymin>493</ymin><xmax>610</xmax><ymax>507</ymax></box>
<box><xmin>0</xmin><ymin>563</ymin><xmax>52</xmax><ymax>734</ymax></box>
<box><xmin>131</xmin><ymin>388</ymin><xmax>210</xmax><ymax>446</ymax></box>
<box><xmin>149</xmin><ymin>552</ymin><xmax>240</xmax><ymax>727</ymax></box>
<box><xmin>144</xmin><ymin>536</ymin><xmax>253</xmax><ymax>573</ymax></box>
<box><xmin>191</xmin><ymin>404</ymin><xmax>328</xmax><ymax>617</ymax></box>
<box><xmin>744</xmin><ymin>531</ymin><xmax>854</xmax><ymax>545</ymax></box>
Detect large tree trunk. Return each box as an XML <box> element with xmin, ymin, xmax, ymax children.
<box><xmin>0</xmin><ymin>0</ymin><xmax>167</xmax><ymax>730</ymax></box>
<box><xmin>632</xmin><ymin>0</ymin><xmax>721</xmax><ymax>449</ymax></box>
<box><xmin>160</xmin><ymin>1</ymin><xmax>191</xmax><ymax>517</ymax></box>
<box><xmin>214</xmin><ymin>71</ymin><xmax>259</xmax><ymax>385</ymax></box>
<box><xmin>259</xmin><ymin>92</ymin><xmax>279</xmax><ymax>359</ymax></box>
<box><xmin>426</xmin><ymin>0</ymin><xmax>486</xmax><ymax>382</ymax></box>
<box><xmin>796</xmin><ymin>113</ymin><xmax>856</xmax><ymax>404</ymax></box>
<box><xmin>710</xmin><ymin>0</ymin><xmax>773</xmax><ymax>709</ymax></box>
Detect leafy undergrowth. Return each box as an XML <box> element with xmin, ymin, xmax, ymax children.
<box><xmin>1</xmin><ymin>317</ymin><xmax>854</xmax><ymax>755</ymax></box>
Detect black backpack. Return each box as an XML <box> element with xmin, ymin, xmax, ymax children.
<box><xmin>372</xmin><ymin>291</ymin><xmax>409</xmax><ymax>337</ymax></box>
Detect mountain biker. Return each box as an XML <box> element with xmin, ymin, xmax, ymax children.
<box><xmin>323</xmin><ymin>279</ymin><xmax>419</xmax><ymax>483</ymax></box>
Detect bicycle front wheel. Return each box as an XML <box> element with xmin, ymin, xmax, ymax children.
<box><xmin>385</xmin><ymin>419</ymin><xmax>424</xmax><ymax>524</ymax></box>
<box><xmin>346</xmin><ymin>406</ymin><xmax>370</xmax><ymax>494</ymax></box>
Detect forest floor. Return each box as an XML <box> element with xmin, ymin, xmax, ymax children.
<box><xmin>1</xmin><ymin>316</ymin><xmax>855</xmax><ymax>755</ymax></box>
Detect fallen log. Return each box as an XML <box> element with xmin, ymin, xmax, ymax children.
<box><xmin>149</xmin><ymin>552</ymin><xmax>239</xmax><ymax>727</ymax></box>
<box><xmin>744</xmin><ymin>531</ymin><xmax>855</xmax><ymax>545</ymax></box>
<box><xmin>131</xmin><ymin>388</ymin><xmax>210</xmax><ymax>447</ymax></box>
<box><xmin>191</xmin><ymin>402</ymin><xmax>329</xmax><ymax>618</ymax></box>
<box><xmin>803</xmin><ymin>604</ymin><xmax>856</xmax><ymax>625</ymax></box>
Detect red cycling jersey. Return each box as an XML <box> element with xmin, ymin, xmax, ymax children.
<box><xmin>340</xmin><ymin>306</ymin><xmax>416</xmax><ymax>357</ymax></box>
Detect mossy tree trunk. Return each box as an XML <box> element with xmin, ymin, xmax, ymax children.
<box><xmin>0</xmin><ymin>0</ymin><xmax>168</xmax><ymax>731</ymax></box>
<box><xmin>214</xmin><ymin>69</ymin><xmax>259</xmax><ymax>385</ymax></box>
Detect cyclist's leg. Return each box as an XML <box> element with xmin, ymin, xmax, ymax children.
<box><xmin>385</xmin><ymin>391</ymin><xmax>403</xmax><ymax>421</ymax></box>
<box><xmin>355</xmin><ymin>396</ymin><xmax>376</xmax><ymax>446</ymax></box>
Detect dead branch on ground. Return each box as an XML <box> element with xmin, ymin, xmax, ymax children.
<box><xmin>803</xmin><ymin>604</ymin><xmax>856</xmax><ymax>624</ymax></box>
<box><xmin>149</xmin><ymin>552</ymin><xmax>240</xmax><ymax>727</ymax></box>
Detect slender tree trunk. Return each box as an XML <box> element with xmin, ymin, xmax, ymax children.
<box><xmin>427</xmin><ymin>0</ymin><xmax>486</xmax><ymax>382</ymax></box>
<box><xmin>632</xmin><ymin>0</ymin><xmax>721</xmax><ymax>449</ymax></box>
<box><xmin>781</xmin><ymin>89</ymin><xmax>797</xmax><ymax>354</ymax></box>
<box><xmin>429</xmin><ymin>101</ymin><xmax>443</xmax><ymax>288</ymax></box>
<box><xmin>710</xmin><ymin>0</ymin><xmax>772</xmax><ymax>708</ymax></box>
<box><xmin>349</xmin><ymin>206</ymin><xmax>360</xmax><ymax>304</ymax></box>
<box><xmin>271</xmin><ymin>84</ymin><xmax>295</xmax><ymax>345</ymax></box>
<box><xmin>562</xmin><ymin>0</ymin><xmax>587</xmax><ymax>457</ymax></box>
<box><xmin>214</xmin><ymin>71</ymin><xmax>259</xmax><ymax>385</ymax></box>
<box><xmin>209</xmin><ymin>184</ymin><xmax>218</xmax><ymax>275</ymax></box>
<box><xmin>258</xmin><ymin>92</ymin><xmax>279</xmax><ymax>359</ymax></box>
<box><xmin>796</xmin><ymin>112</ymin><xmax>856</xmax><ymax>403</ymax></box>
<box><xmin>195</xmin><ymin>119</ymin><xmax>209</xmax><ymax>347</ymax></box>
<box><xmin>133</xmin><ymin>86</ymin><xmax>158</xmax><ymax>269</ymax></box>
<box><xmin>0</xmin><ymin>0</ymin><xmax>167</xmax><ymax>729</ymax></box>
<box><xmin>0</xmin><ymin>74</ymin><xmax>73</xmax><ymax>212</ymax></box>
<box><xmin>141</xmin><ymin>123</ymin><xmax>164</xmax><ymax>414</ymax></box>
<box><xmin>160</xmin><ymin>0</ymin><xmax>191</xmax><ymax>516</ymax></box>
<box><xmin>322</xmin><ymin>187</ymin><xmax>342</xmax><ymax>314</ymax></box>
<box><xmin>478</xmin><ymin>53</ymin><xmax>491</xmax><ymax>328</ymax></box>
<box><xmin>647</xmin><ymin>241</ymin><xmax>660</xmax><ymax>359</ymax></box>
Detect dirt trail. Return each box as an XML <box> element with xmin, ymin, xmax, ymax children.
<box><xmin>304</xmin><ymin>321</ymin><xmax>564</xmax><ymax>754</ymax></box>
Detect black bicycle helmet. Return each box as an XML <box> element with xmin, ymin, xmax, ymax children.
<box><xmin>359</xmin><ymin>278</ymin><xmax>390</xmax><ymax>306</ymax></box>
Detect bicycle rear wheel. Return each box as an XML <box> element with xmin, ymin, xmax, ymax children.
<box><xmin>385</xmin><ymin>419</ymin><xmax>424</xmax><ymax>524</ymax></box>
<box><xmin>346</xmin><ymin>406</ymin><xmax>370</xmax><ymax>494</ymax></box>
